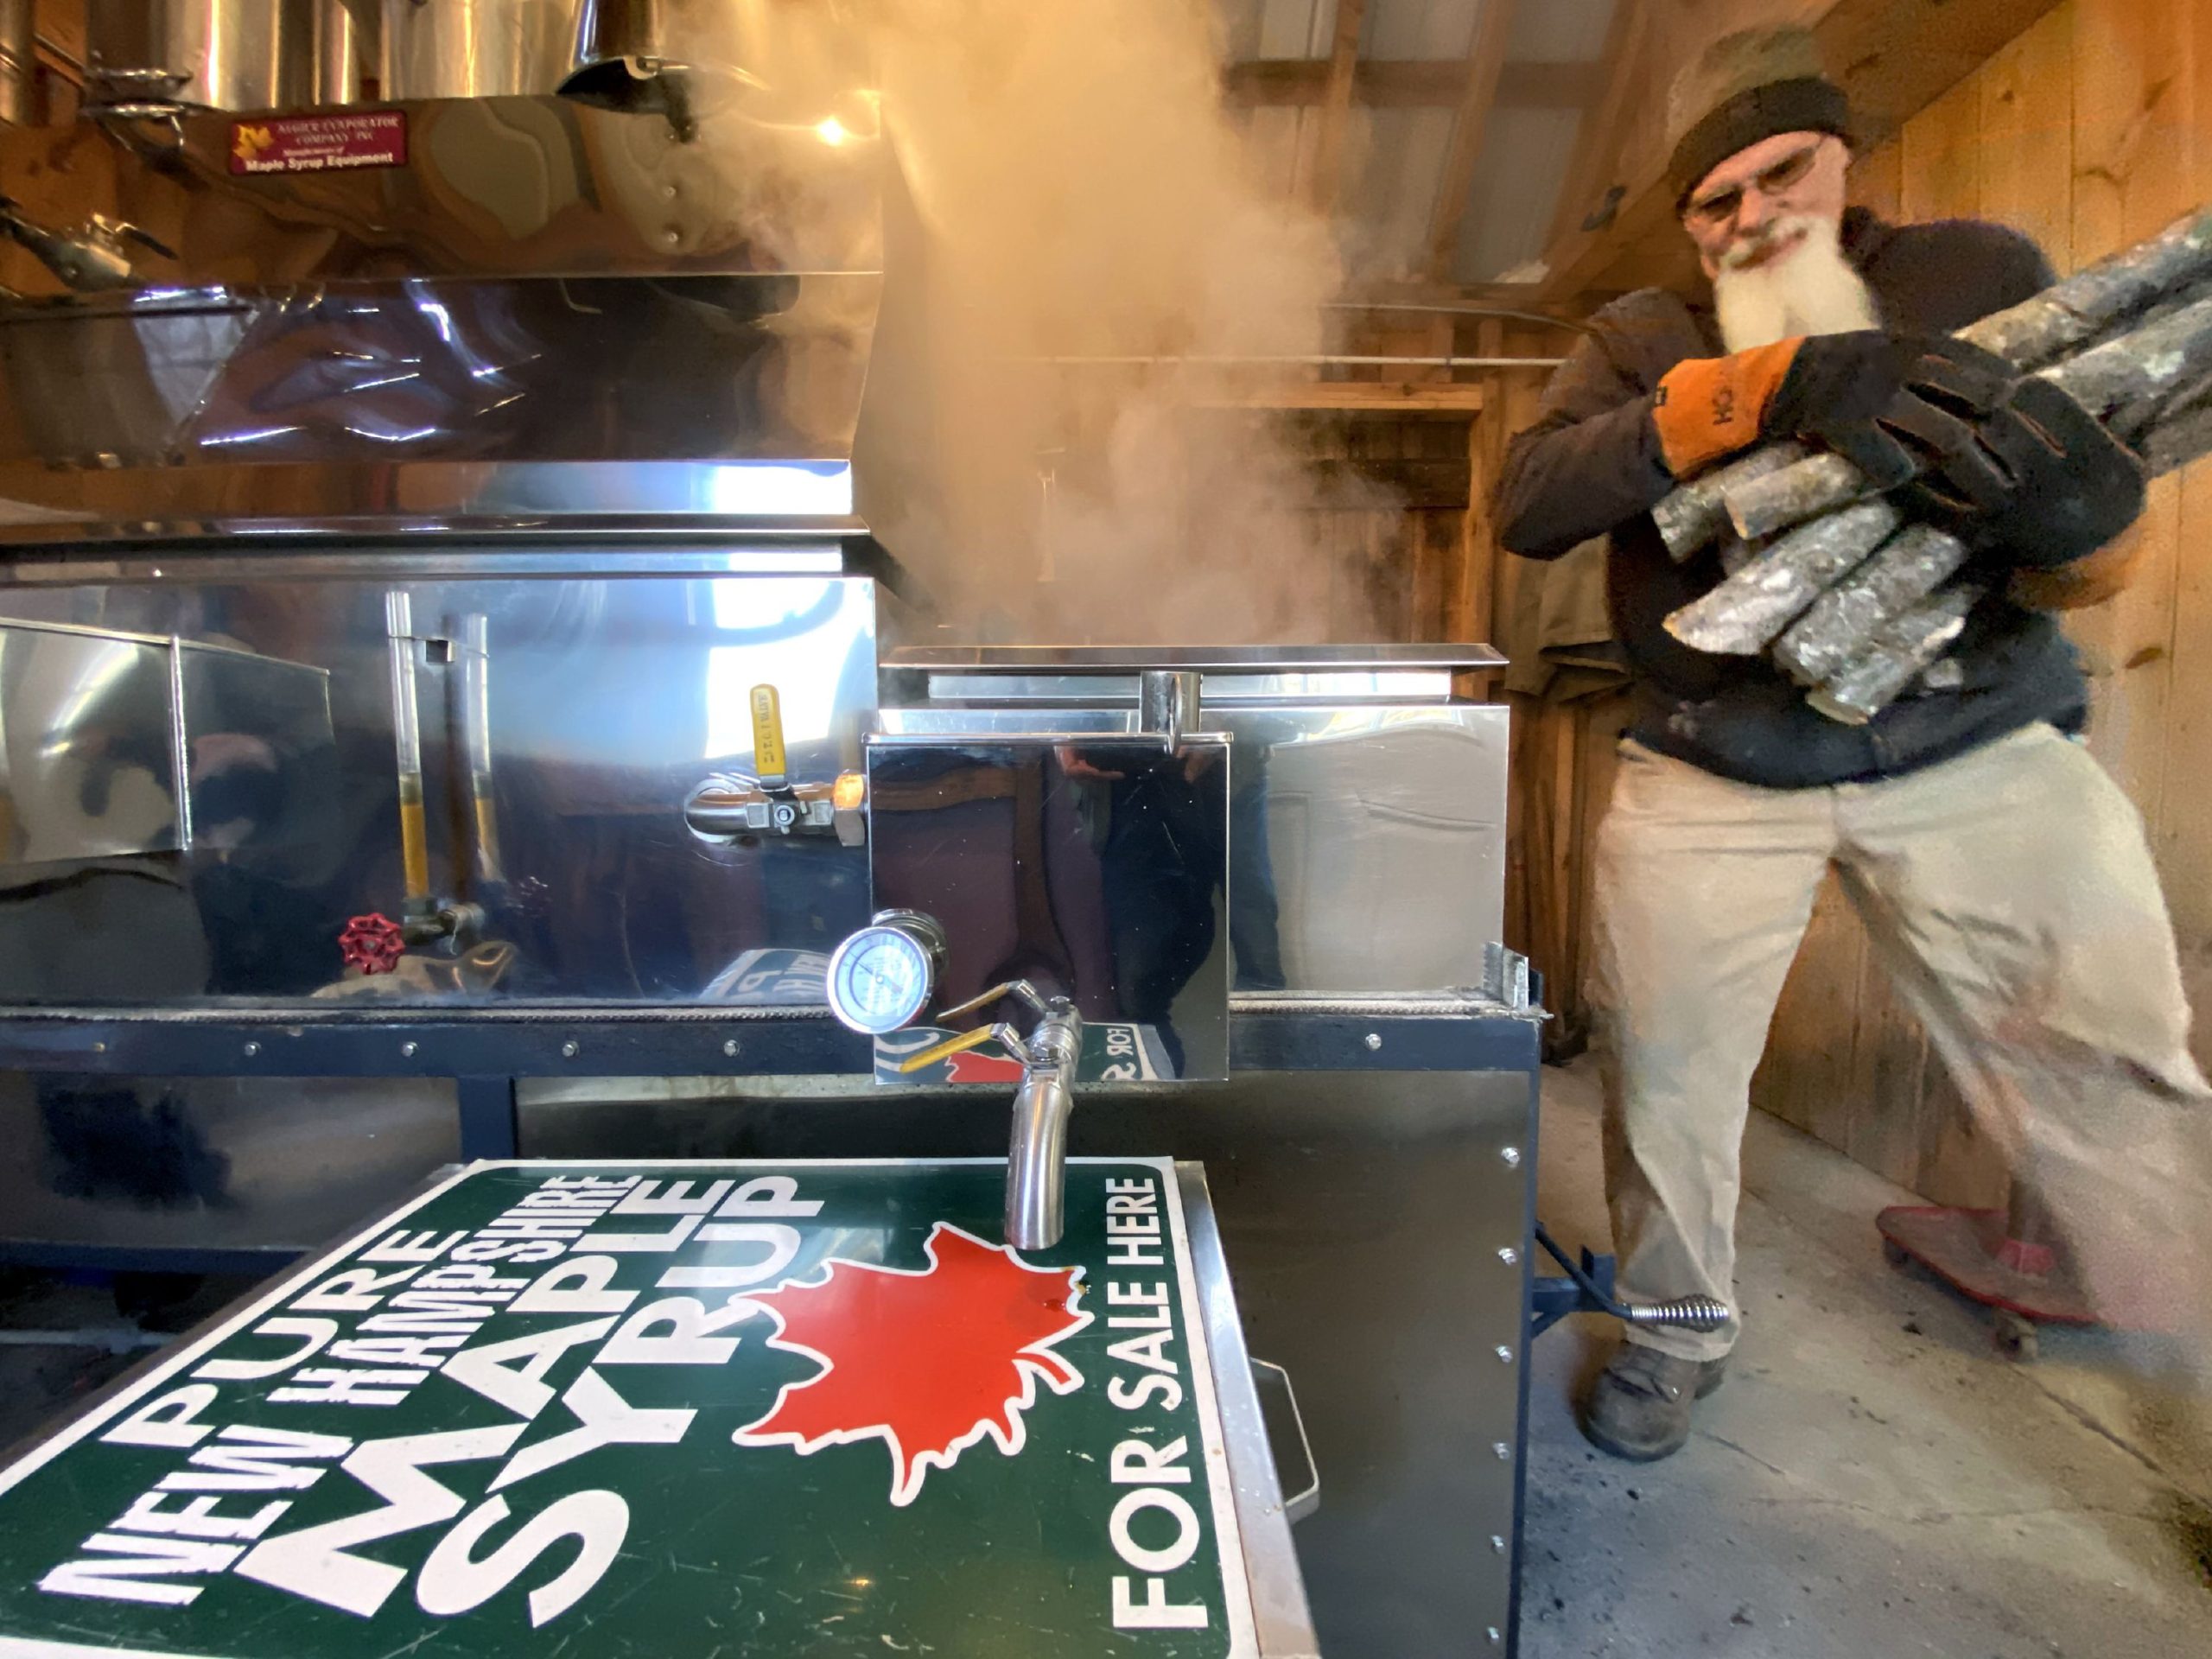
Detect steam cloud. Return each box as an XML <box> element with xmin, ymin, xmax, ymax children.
<box><xmin>843</xmin><ymin>0</ymin><xmax>1393</xmax><ymax>643</ymax></box>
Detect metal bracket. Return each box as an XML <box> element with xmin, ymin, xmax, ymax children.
<box><xmin>1249</xmin><ymin>1357</ymin><xmax>1319</xmax><ymax>1524</ymax></box>
<box><xmin>1482</xmin><ymin>943</ymin><xmax>1541</xmax><ymax>1013</ymax></box>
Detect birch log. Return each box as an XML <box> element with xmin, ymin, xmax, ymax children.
<box><xmin>1772</xmin><ymin>524</ymin><xmax>1969</xmax><ymax>685</ymax></box>
<box><xmin>1807</xmin><ymin>582</ymin><xmax>1985</xmax><ymax>726</ymax></box>
<box><xmin>1647</xmin><ymin>202</ymin><xmax>2212</xmax><ymax>559</ymax></box>
<box><xmin>1662</xmin><ymin>499</ymin><xmax>1902</xmax><ymax>654</ymax></box>
<box><xmin>1956</xmin><ymin>205</ymin><xmax>2212</xmax><ymax>367</ymax></box>
<box><xmin>1723</xmin><ymin>294</ymin><xmax>2212</xmax><ymax>544</ymax></box>
<box><xmin>1655</xmin><ymin>442</ymin><xmax>1808</xmax><ymax>560</ymax></box>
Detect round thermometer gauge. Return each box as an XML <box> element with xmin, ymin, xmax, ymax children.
<box><xmin>825</xmin><ymin>919</ymin><xmax>938</xmax><ymax>1035</ymax></box>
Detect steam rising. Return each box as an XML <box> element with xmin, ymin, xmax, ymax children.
<box><xmin>844</xmin><ymin>0</ymin><xmax>1390</xmax><ymax>643</ymax></box>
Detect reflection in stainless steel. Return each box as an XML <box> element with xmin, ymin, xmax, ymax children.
<box><xmin>0</xmin><ymin>91</ymin><xmax>883</xmax><ymax>293</ymax></box>
<box><xmin>87</xmin><ymin>0</ymin><xmax>325</xmax><ymax>113</ymax></box>
<box><xmin>922</xmin><ymin>669</ymin><xmax>1459</xmax><ymax>706</ymax></box>
<box><xmin>0</xmin><ymin>460</ymin><xmax>860</xmax><ymax>530</ymax></box>
<box><xmin>0</xmin><ymin>625</ymin><xmax>181</xmax><ymax>864</ymax></box>
<box><xmin>0</xmin><ymin>619</ymin><xmax>336</xmax><ymax>873</ymax></box>
<box><xmin>0</xmin><ymin>276</ymin><xmax>881</xmax><ymax>473</ymax></box>
<box><xmin>866</xmin><ymin>735</ymin><xmax>1233</xmax><ymax>1081</ymax></box>
<box><xmin>378</xmin><ymin>0</ymin><xmax>582</xmax><ymax>99</ymax></box>
<box><xmin>0</xmin><ymin>563</ymin><xmax>875</xmax><ymax>1006</ymax></box>
<box><xmin>888</xmin><ymin>643</ymin><xmax>1509</xmax><ymax>672</ymax></box>
<box><xmin>1</xmin><ymin>537</ymin><xmax>863</xmax><ymax>580</ymax></box>
<box><xmin>0</xmin><ymin>1072</ymin><xmax>461</xmax><ymax>1254</ymax></box>
<box><xmin>878</xmin><ymin>703</ymin><xmax>1510</xmax><ymax>995</ymax></box>
<box><xmin>456</xmin><ymin>613</ymin><xmax>503</xmax><ymax>885</ymax></box>
<box><xmin>1138</xmin><ymin>666</ymin><xmax>1202</xmax><ymax>752</ymax></box>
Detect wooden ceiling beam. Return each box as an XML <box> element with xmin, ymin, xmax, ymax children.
<box><xmin>1304</xmin><ymin>0</ymin><xmax>1367</xmax><ymax>212</ymax></box>
<box><xmin>1422</xmin><ymin>0</ymin><xmax>1520</xmax><ymax>283</ymax></box>
<box><xmin>1542</xmin><ymin>0</ymin><xmax>1651</xmax><ymax>251</ymax></box>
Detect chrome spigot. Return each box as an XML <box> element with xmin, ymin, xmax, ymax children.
<box><xmin>1005</xmin><ymin>1001</ymin><xmax>1082</xmax><ymax>1249</ymax></box>
<box><xmin>893</xmin><ymin>979</ymin><xmax>1084</xmax><ymax>1250</ymax></box>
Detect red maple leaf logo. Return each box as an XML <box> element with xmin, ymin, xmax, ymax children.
<box><xmin>732</xmin><ymin>1222</ymin><xmax>1090</xmax><ymax>1505</ymax></box>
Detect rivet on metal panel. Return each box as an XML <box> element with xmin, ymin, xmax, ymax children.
<box><xmin>1498</xmin><ymin>1247</ymin><xmax>1519</xmax><ymax>1266</ymax></box>
<box><xmin>561</xmin><ymin>1041</ymin><xmax>580</xmax><ymax>1059</ymax></box>
<box><xmin>1501</xmin><ymin>1145</ymin><xmax>1522</xmax><ymax>1167</ymax></box>
<box><xmin>722</xmin><ymin>1039</ymin><xmax>740</xmax><ymax>1057</ymax></box>
<box><xmin>1363</xmin><ymin>1032</ymin><xmax>1382</xmax><ymax>1051</ymax></box>
<box><xmin>1491</xmin><ymin>1535</ymin><xmax>1507</xmax><ymax>1554</ymax></box>
<box><xmin>1492</xmin><ymin>1441</ymin><xmax>1511</xmax><ymax>1461</ymax></box>
<box><xmin>400</xmin><ymin>1041</ymin><xmax>418</xmax><ymax>1058</ymax></box>
<box><xmin>1495</xmin><ymin>1345</ymin><xmax>1514</xmax><ymax>1364</ymax></box>
<box><xmin>91</xmin><ymin>1042</ymin><xmax>106</xmax><ymax>1054</ymax></box>
<box><xmin>242</xmin><ymin>1041</ymin><xmax>260</xmax><ymax>1058</ymax></box>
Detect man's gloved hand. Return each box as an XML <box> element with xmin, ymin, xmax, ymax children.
<box><xmin>1651</xmin><ymin>331</ymin><xmax>2011</xmax><ymax>481</ymax></box>
<box><xmin>1918</xmin><ymin>377</ymin><xmax>2147</xmax><ymax>569</ymax></box>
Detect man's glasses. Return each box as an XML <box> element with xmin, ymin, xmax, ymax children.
<box><xmin>1682</xmin><ymin>142</ymin><xmax>1826</xmax><ymax>232</ymax></box>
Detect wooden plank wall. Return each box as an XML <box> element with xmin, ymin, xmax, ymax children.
<box><xmin>1749</xmin><ymin>0</ymin><xmax>2212</xmax><ymax>1205</ymax></box>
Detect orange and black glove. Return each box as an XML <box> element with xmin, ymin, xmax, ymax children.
<box><xmin>1652</xmin><ymin>331</ymin><xmax>2014</xmax><ymax>485</ymax></box>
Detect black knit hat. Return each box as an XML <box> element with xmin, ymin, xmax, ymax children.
<box><xmin>1666</xmin><ymin>27</ymin><xmax>1853</xmax><ymax>210</ymax></box>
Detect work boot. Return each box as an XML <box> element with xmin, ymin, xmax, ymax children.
<box><xmin>1578</xmin><ymin>1341</ymin><xmax>1727</xmax><ymax>1462</ymax></box>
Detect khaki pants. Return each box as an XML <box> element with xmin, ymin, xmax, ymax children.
<box><xmin>1591</xmin><ymin>722</ymin><xmax>2212</xmax><ymax>1363</ymax></box>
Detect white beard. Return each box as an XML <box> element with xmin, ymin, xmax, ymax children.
<box><xmin>1713</xmin><ymin>214</ymin><xmax>1880</xmax><ymax>351</ymax></box>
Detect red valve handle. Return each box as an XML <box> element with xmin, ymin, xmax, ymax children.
<box><xmin>339</xmin><ymin>912</ymin><xmax>407</xmax><ymax>976</ymax></box>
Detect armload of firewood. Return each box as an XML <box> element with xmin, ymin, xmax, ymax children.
<box><xmin>1649</xmin><ymin>204</ymin><xmax>2212</xmax><ymax>723</ymax></box>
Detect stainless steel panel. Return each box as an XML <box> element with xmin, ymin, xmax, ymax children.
<box><xmin>0</xmin><ymin>91</ymin><xmax>883</xmax><ymax>293</ymax></box>
<box><xmin>1176</xmin><ymin>1162</ymin><xmax>1321</xmax><ymax>1658</ymax></box>
<box><xmin>0</xmin><ymin>1073</ymin><xmax>460</xmax><ymax>1254</ymax></box>
<box><xmin>0</xmin><ymin>274</ymin><xmax>880</xmax><ymax>474</ymax></box>
<box><xmin>878</xmin><ymin>703</ymin><xmax>1510</xmax><ymax>995</ymax></box>
<box><xmin>177</xmin><ymin>636</ymin><xmax>339</xmax><ymax>858</ymax></box>
<box><xmin>867</xmin><ymin>734</ymin><xmax>1233</xmax><ymax>1080</ymax></box>
<box><xmin>889</xmin><ymin>642</ymin><xmax>1509</xmax><ymax>673</ymax></box>
<box><xmin>0</xmin><ymin>619</ymin><xmax>334</xmax><ymax>876</ymax></box>
<box><xmin>0</xmin><ymin>563</ymin><xmax>875</xmax><ymax>1007</ymax></box>
<box><xmin>86</xmin><ymin>0</ymin><xmax>358</xmax><ymax>112</ymax></box>
<box><xmin>0</xmin><ymin>537</ymin><xmax>861</xmax><ymax>581</ymax></box>
<box><xmin>515</xmin><ymin>1065</ymin><xmax>1538</xmax><ymax>1657</ymax></box>
<box><xmin>379</xmin><ymin>0</ymin><xmax>582</xmax><ymax>99</ymax></box>
<box><xmin>0</xmin><ymin>625</ymin><xmax>180</xmax><ymax>864</ymax></box>
<box><xmin>919</xmin><ymin>670</ymin><xmax>1457</xmax><ymax>705</ymax></box>
<box><xmin>0</xmin><ymin>296</ymin><xmax>253</xmax><ymax>467</ymax></box>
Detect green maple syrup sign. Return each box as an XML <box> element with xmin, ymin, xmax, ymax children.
<box><xmin>0</xmin><ymin>1159</ymin><xmax>1257</xmax><ymax>1658</ymax></box>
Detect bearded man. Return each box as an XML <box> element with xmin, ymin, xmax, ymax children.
<box><xmin>1496</xmin><ymin>26</ymin><xmax>2211</xmax><ymax>1461</ymax></box>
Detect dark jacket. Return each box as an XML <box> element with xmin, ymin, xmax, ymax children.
<box><xmin>1495</xmin><ymin>207</ymin><xmax>2087</xmax><ymax>789</ymax></box>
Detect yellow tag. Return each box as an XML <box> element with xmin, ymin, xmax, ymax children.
<box><xmin>896</xmin><ymin>1026</ymin><xmax>1001</xmax><ymax>1074</ymax></box>
<box><xmin>749</xmin><ymin>684</ymin><xmax>787</xmax><ymax>785</ymax></box>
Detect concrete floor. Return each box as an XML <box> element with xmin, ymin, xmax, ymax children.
<box><xmin>1</xmin><ymin>1065</ymin><xmax>2207</xmax><ymax>1657</ymax></box>
<box><xmin>1522</xmin><ymin>1059</ymin><xmax>2212</xmax><ymax>1659</ymax></box>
